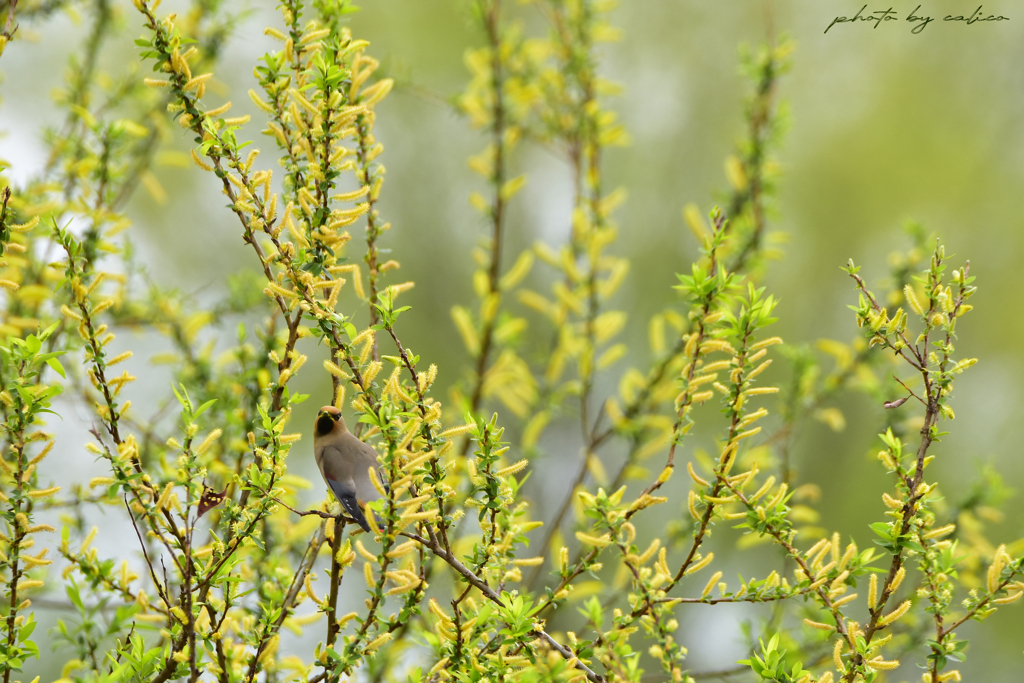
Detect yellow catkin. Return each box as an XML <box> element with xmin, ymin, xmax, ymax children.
<box><xmin>765</xmin><ymin>483</ymin><xmax>789</xmax><ymax>509</ymax></box>
<box><xmin>701</xmin><ymin>571</ymin><xmax>723</xmax><ymax>598</ymax></box>
<box><xmin>890</xmin><ymin>565</ymin><xmax>906</xmax><ymax>592</ymax></box>
<box><xmin>439</xmin><ymin>423</ymin><xmax>474</xmax><ymax>439</ymax></box>
<box><xmin>994</xmin><ymin>591</ymin><xmax>1023</xmax><ymax>605</ymax></box>
<box><xmin>496</xmin><ymin>459</ymin><xmax>529</xmax><ymax>477</ymax></box>
<box><xmin>155</xmin><ymin>483</ymin><xmax>174</xmax><ymax>512</ymax></box>
<box><xmin>355</xmin><ymin>539</ymin><xmax>377</xmax><ymax>563</ymax></box>
<box><xmin>878</xmin><ymin>599</ymin><xmax>911</xmax><ymax>626</ymax></box>
<box><xmin>833</xmin><ymin>638</ymin><xmax>844</xmax><ymax>670</ymax></box>
<box><xmin>750</xmin><ymin>336</ymin><xmax>783</xmax><ymax>351</ymax></box>
<box><xmin>428</xmin><ymin>657</ymin><xmax>450</xmax><ymax>676</ymax></box>
<box><xmin>922</xmin><ymin>523</ymin><xmax>956</xmax><ymax>540</ymax></box>
<box><xmin>248</xmin><ymin>89</ymin><xmax>276</xmax><ymax>114</ymax></box>
<box><xmin>729</xmin><ymin>467</ymin><xmax>758</xmax><ymax>489</ymax></box>
<box><xmin>746</xmin><ymin>359</ymin><xmax>772</xmax><ymax>379</ymax></box>
<box><xmin>575</xmin><ymin>531</ymin><xmax>611</xmax><ymax>548</ymax></box>
<box><xmin>184</xmin><ymin>72</ymin><xmax>212</xmax><ymax>92</ymax></box>
<box><xmin>803</xmin><ymin>619</ymin><xmax>835</xmax><ymax>632</ymax></box>
<box><xmin>363</xmin><ymin>561</ymin><xmax>375</xmax><ymax>588</ymax></box>
<box><xmin>987</xmin><ymin>545</ymin><xmax>1009</xmax><ymax>593</ymax></box>
<box><xmin>385</xmin><ymin>541</ymin><xmax>418</xmax><ymax>560</ymax></box>
<box><xmin>687</xmin><ymin>490</ymin><xmax>701</xmax><ymax>520</ymax></box>
<box><xmin>195</xmin><ymin>429</ymin><xmax>222</xmax><ymax>455</ymax></box>
<box><xmin>904</xmin><ymin>284</ymin><xmax>924</xmax><ymax>315</ymax></box>
<box><xmin>866</xmin><ymin>657</ymin><xmax>900</xmax><ymax>671</ymax></box>
<box><xmin>323</xmin><ymin>360</ymin><xmax>347</xmax><ymax>379</ymax></box>
<box><xmin>362</xmin><ymin>360</ymin><xmax>382</xmax><ymax>384</ymax></box>
<box><xmin>751</xmin><ymin>476</ymin><xmax>776</xmax><ymax>501</ymax></box>
<box><xmin>206</xmin><ymin>101</ymin><xmax>233</xmax><ymax>118</ymax></box>
<box><xmin>304</xmin><ymin>575</ymin><xmax>323</xmax><ymax>607</ymax></box>
<box><xmin>637</xmin><ymin>539</ymin><xmax>660</xmax><ymax>566</ymax></box>
<box><xmin>687</xmin><ymin>461</ymin><xmax>708</xmax><ymax>486</ymax></box>
<box><xmin>369</xmin><ymin>466</ymin><xmax>387</xmax><ymax>497</ymax></box>
<box><xmin>734</xmin><ymin>426</ymin><xmax>762</xmax><ymax>442</ymax></box>
<box><xmin>831</xmin><ymin>593</ymin><xmax>858</xmax><ymax>609</ymax></box>
<box><xmin>882</xmin><ymin>492</ymin><xmax>902</xmax><ymax>509</ymax></box>
<box><xmin>399</xmin><ymin>509</ymin><xmax>439</xmax><ymax>524</ymax></box>
<box><xmin>107</xmin><ymin>351</ymin><xmax>133</xmax><ymax>366</ymax></box>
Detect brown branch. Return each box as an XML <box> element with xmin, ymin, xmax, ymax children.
<box><xmin>1</xmin><ymin>0</ymin><xmax>17</xmax><ymax>42</ymax></box>
<box><xmin>324</xmin><ymin>519</ymin><xmax>347</xmax><ymax>682</ymax></box>
<box><xmin>463</xmin><ymin>0</ymin><xmax>508</xmax><ymax>425</ymax></box>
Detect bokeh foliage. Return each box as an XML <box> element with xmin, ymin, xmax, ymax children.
<box><xmin>0</xmin><ymin>1</ymin><xmax>1020</xmax><ymax>683</ymax></box>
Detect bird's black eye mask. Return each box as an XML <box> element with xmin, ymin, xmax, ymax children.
<box><xmin>316</xmin><ymin>412</ymin><xmax>338</xmax><ymax>436</ymax></box>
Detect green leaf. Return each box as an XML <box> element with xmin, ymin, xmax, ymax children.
<box><xmin>194</xmin><ymin>398</ymin><xmax>218</xmax><ymax>418</ymax></box>
<box><xmin>869</xmin><ymin>522</ymin><xmax>892</xmax><ymax>539</ymax></box>
<box><xmin>66</xmin><ymin>580</ymin><xmax>84</xmax><ymax>612</ymax></box>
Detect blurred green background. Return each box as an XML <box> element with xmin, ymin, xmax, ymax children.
<box><xmin>3</xmin><ymin>0</ymin><xmax>1023</xmax><ymax>679</ymax></box>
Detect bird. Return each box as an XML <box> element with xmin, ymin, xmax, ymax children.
<box><xmin>313</xmin><ymin>405</ymin><xmax>385</xmax><ymax>533</ymax></box>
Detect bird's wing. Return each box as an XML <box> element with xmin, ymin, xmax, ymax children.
<box><xmin>345</xmin><ymin>433</ymin><xmax>388</xmax><ymax>500</ymax></box>
<box><xmin>318</xmin><ymin>444</ymin><xmax>352</xmax><ymax>482</ymax></box>
<box><xmin>324</xmin><ymin>476</ymin><xmax>370</xmax><ymax>532</ymax></box>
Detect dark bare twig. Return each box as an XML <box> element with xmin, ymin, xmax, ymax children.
<box><xmin>124</xmin><ymin>495</ymin><xmax>171</xmax><ymax>606</ymax></box>
<box><xmin>1</xmin><ymin>0</ymin><xmax>17</xmax><ymax>42</ymax></box>
<box><xmin>891</xmin><ymin>374</ymin><xmax>926</xmax><ymax>406</ymax></box>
